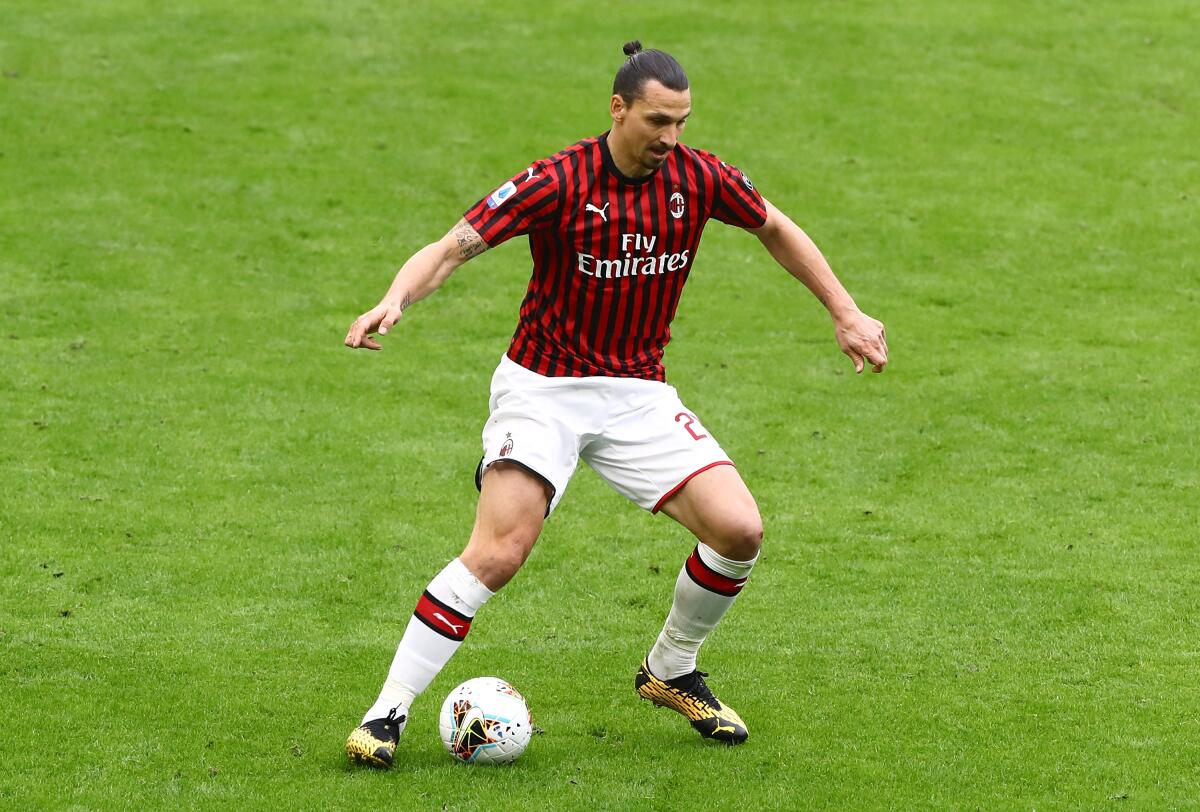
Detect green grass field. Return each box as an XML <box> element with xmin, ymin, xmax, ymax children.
<box><xmin>3</xmin><ymin>0</ymin><xmax>1198</xmax><ymax>808</ymax></box>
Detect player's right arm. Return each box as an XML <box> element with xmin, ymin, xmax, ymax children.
<box><xmin>346</xmin><ymin>158</ymin><xmax>559</xmax><ymax>350</ymax></box>
<box><xmin>344</xmin><ymin>218</ymin><xmax>488</xmax><ymax>350</ymax></box>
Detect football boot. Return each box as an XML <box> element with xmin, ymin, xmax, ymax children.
<box><xmin>635</xmin><ymin>659</ymin><xmax>749</xmax><ymax>744</ymax></box>
<box><xmin>346</xmin><ymin>708</ymin><xmax>407</xmax><ymax>768</ymax></box>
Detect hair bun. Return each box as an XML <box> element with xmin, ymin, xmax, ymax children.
<box><xmin>622</xmin><ymin>40</ymin><xmax>643</xmax><ymax>57</ymax></box>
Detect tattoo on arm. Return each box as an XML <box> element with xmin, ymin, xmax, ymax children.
<box><xmin>451</xmin><ymin>218</ymin><xmax>488</xmax><ymax>260</ymax></box>
<box><xmin>399</xmin><ymin>291</ymin><xmax>412</xmax><ymax>312</ymax></box>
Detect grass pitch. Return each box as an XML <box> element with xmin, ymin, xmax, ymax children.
<box><xmin>2</xmin><ymin>0</ymin><xmax>1198</xmax><ymax>808</ymax></box>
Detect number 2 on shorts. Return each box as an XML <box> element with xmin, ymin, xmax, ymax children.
<box><xmin>674</xmin><ymin>411</ymin><xmax>708</xmax><ymax>441</ymax></box>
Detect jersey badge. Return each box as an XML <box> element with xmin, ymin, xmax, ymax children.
<box><xmin>741</xmin><ymin>173</ymin><xmax>755</xmax><ymax>192</ymax></box>
<box><xmin>487</xmin><ymin>180</ymin><xmax>518</xmax><ymax>210</ymax></box>
<box><xmin>669</xmin><ymin>191</ymin><xmax>685</xmax><ymax>220</ymax></box>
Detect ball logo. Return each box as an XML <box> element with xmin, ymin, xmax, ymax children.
<box><xmin>487</xmin><ymin>180</ymin><xmax>518</xmax><ymax>210</ymax></box>
<box><xmin>669</xmin><ymin>191</ymin><xmax>685</xmax><ymax>220</ymax></box>
<box><xmin>439</xmin><ymin>678</ymin><xmax>533</xmax><ymax>765</ymax></box>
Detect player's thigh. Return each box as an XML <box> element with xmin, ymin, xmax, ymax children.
<box><xmin>477</xmin><ymin>357</ymin><xmax>586</xmax><ymax>515</ymax></box>
<box><xmin>583</xmin><ymin>383</ymin><xmax>733</xmax><ymax>513</ymax></box>
<box><xmin>657</xmin><ymin>463</ymin><xmax>763</xmax><ymax>562</ymax></box>
<box><xmin>462</xmin><ymin>462</ymin><xmax>552</xmax><ymax>591</ymax></box>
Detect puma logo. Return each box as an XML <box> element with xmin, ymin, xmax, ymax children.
<box><xmin>585</xmin><ymin>202</ymin><xmax>610</xmax><ymax>222</ymax></box>
<box><xmin>525</xmin><ymin>167</ymin><xmax>540</xmax><ymax>182</ymax></box>
<box><xmin>713</xmin><ymin>722</ymin><xmax>736</xmax><ymax>735</ymax></box>
<box><xmin>433</xmin><ymin>612</ymin><xmax>464</xmax><ymax>634</ymax></box>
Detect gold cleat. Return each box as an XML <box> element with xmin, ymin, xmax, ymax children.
<box><xmin>346</xmin><ymin>709</ymin><xmax>406</xmax><ymax>769</ymax></box>
<box><xmin>635</xmin><ymin>660</ymin><xmax>749</xmax><ymax>744</ymax></box>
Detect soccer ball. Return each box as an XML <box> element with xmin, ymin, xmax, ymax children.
<box><xmin>438</xmin><ymin>677</ymin><xmax>533</xmax><ymax>765</ymax></box>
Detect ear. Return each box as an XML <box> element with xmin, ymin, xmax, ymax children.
<box><xmin>610</xmin><ymin>93</ymin><xmax>626</xmax><ymax>124</ymax></box>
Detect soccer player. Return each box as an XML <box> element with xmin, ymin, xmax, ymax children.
<box><xmin>344</xmin><ymin>41</ymin><xmax>888</xmax><ymax>767</ymax></box>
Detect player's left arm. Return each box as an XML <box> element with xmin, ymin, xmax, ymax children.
<box><xmin>751</xmin><ymin>199</ymin><xmax>888</xmax><ymax>374</ymax></box>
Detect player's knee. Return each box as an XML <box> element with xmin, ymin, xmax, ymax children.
<box><xmin>463</xmin><ymin>521</ymin><xmax>540</xmax><ymax>590</ymax></box>
<box><xmin>712</xmin><ymin>514</ymin><xmax>763</xmax><ymax>562</ymax></box>
<box><xmin>495</xmin><ymin>529</ymin><xmax>536</xmax><ymax>572</ymax></box>
<box><xmin>486</xmin><ymin>523</ymin><xmax>539</xmax><ymax>575</ymax></box>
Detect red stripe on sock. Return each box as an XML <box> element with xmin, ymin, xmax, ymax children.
<box><xmin>684</xmin><ymin>548</ymin><xmax>748</xmax><ymax>597</ymax></box>
<box><xmin>414</xmin><ymin>593</ymin><xmax>472</xmax><ymax>641</ymax></box>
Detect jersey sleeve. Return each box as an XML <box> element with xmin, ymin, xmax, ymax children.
<box><xmin>463</xmin><ymin>161</ymin><xmax>561</xmax><ymax>248</ymax></box>
<box><xmin>708</xmin><ymin>155</ymin><xmax>768</xmax><ymax>229</ymax></box>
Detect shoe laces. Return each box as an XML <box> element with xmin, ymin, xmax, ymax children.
<box><xmin>384</xmin><ymin>707</ymin><xmax>407</xmax><ymax>730</ymax></box>
<box><xmin>668</xmin><ymin>669</ymin><xmax>719</xmax><ymax>706</ymax></box>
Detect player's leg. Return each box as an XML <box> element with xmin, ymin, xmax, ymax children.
<box><xmin>651</xmin><ymin>462</ymin><xmax>762</xmax><ymax>677</ymax></box>
<box><xmin>346</xmin><ymin>463</ymin><xmax>550</xmax><ymax>768</ymax></box>
<box><xmin>582</xmin><ymin>384</ymin><xmax>760</xmax><ymax>744</ymax></box>
<box><xmin>459</xmin><ymin>463</ymin><xmax>554</xmax><ymax>590</ymax></box>
<box><xmin>632</xmin><ymin>464</ymin><xmax>761</xmax><ymax>744</ymax></box>
<box><xmin>363</xmin><ymin>463</ymin><xmax>550</xmax><ymax>717</ymax></box>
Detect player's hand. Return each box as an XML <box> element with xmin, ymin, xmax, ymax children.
<box><xmin>344</xmin><ymin>301</ymin><xmax>404</xmax><ymax>351</ymax></box>
<box><xmin>834</xmin><ymin>310</ymin><xmax>888</xmax><ymax>374</ymax></box>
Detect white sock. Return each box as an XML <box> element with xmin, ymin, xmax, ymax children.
<box><xmin>647</xmin><ymin>542</ymin><xmax>757</xmax><ymax>680</ymax></box>
<box><xmin>363</xmin><ymin>558</ymin><xmax>494</xmax><ymax>723</ymax></box>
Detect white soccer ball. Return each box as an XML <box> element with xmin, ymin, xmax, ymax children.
<box><xmin>438</xmin><ymin>677</ymin><xmax>533</xmax><ymax>765</ymax></box>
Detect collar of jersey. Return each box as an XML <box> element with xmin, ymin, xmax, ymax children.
<box><xmin>599</xmin><ymin>132</ymin><xmax>661</xmax><ymax>186</ymax></box>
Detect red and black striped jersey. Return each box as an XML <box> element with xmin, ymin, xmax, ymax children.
<box><xmin>463</xmin><ymin>132</ymin><xmax>767</xmax><ymax>382</ymax></box>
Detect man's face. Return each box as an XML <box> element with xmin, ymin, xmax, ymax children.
<box><xmin>612</xmin><ymin>80</ymin><xmax>692</xmax><ymax>172</ymax></box>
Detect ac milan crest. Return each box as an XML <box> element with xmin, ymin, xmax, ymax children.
<box><xmin>669</xmin><ymin>191</ymin><xmax>685</xmax><ymax>220</ymax></box>
<box><xmin>499</xmin><ymin>432</ymin><xmax>513</xmax><ymax>457</ymax></box>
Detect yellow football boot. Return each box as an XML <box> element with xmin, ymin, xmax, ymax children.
<box><xmin>346</xmin><ymin>709</ymin><xmax>406</xmax><ymax>768</ymax></box>
<box><xmin>635</xmin><ymin>660</ymin><xmax>749</xmax><ymax>744</ymax></box>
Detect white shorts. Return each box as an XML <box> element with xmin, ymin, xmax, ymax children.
<box><xmin>476</xmin><ymin>355</ymin><xmax>733</xmax><ymax>515</ymax></box>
